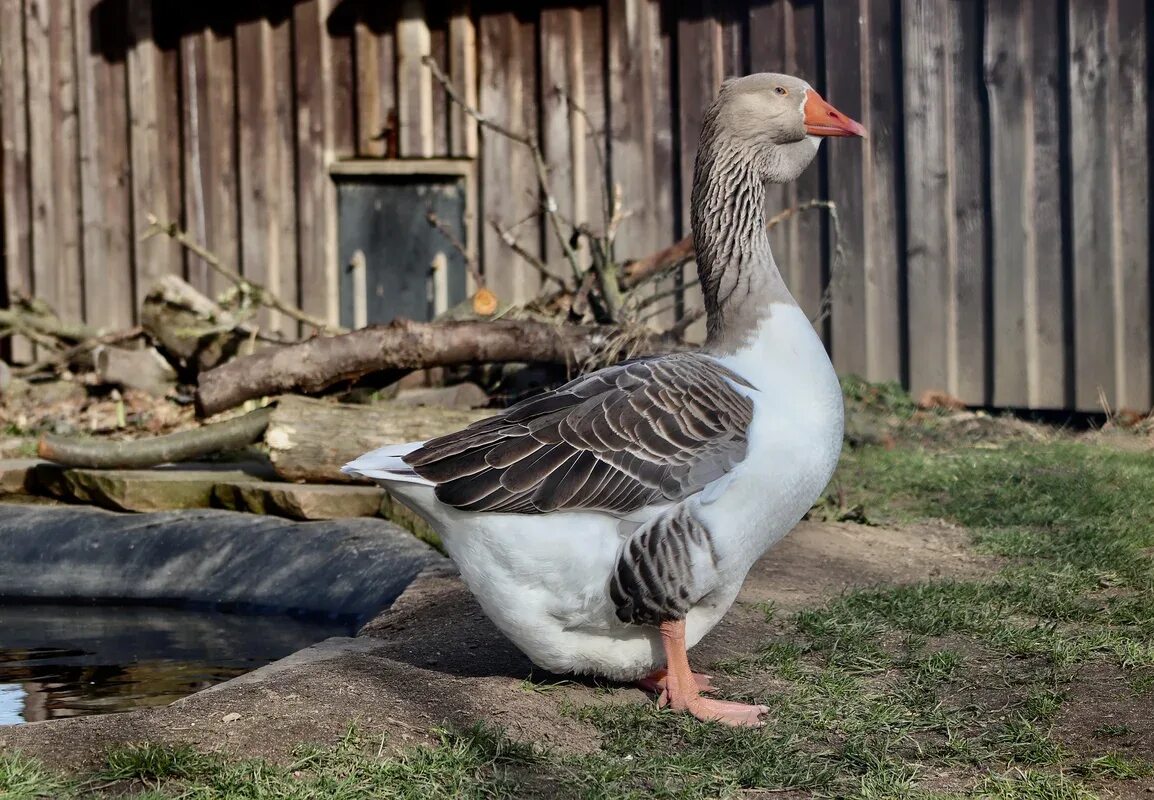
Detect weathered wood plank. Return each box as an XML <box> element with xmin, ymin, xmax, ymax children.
<box><xmin>539</xmin><ymin>8</ymin><xmax>581</xmax><ymax>268</ymax></box>
<box><xmin>236</xmin><ymin>18</ymin><xmax>274</xmax><ymax>327</ymax></box>
<box><xmin>676</xmin><ymin>7</ymin><xmax>723</xmax><ymax>342</ymax></box>
<box><xmin>784</xmin><ymin>1</ymin><xmax>824</xmax><ymax>330</ymax></box>
<box><xmin>946</xmin><ymin>0</ymin><xmax>988</xmax><ymax>404</ymax></box>
<box><xmin>478</xmin><ymin>10</ymin><xmax>539</xmax><ymax>304</ymax></box>
<box><xmin>902</xmin><ymin>0</ymin><xmax>951</xmax><ymax>397</ymax></box>
<box><xmin>0</xmin><ymin>0</ymin><xmax>33</xmax><ymax>359</ymax></box>
<box><xmin>448</xmin><ymin>1</ymin><xmax>478</xmax><ymax>158</ymax></box>
<box><xmin>294</xmin><ymin>0</ymin><xmax>340</xmax><ymax>328</ymax></box>
<box><xmin>397</xmin><ymin>0</ymin><xmax>434</xmax><ymax>157</ymax></box>
<box><xmin>327</xmin><ymin>0</ymin><xmax>358</xmax><ymax>160</ymax></box>
<box><xmin>579</xmin><ymin>3</ymin><xmax>606</xmax><ymax>236</ymax></box>
<box><xmin>749</xmin><ymin>0</ymin><xmax>792</xmax><ymax>281</ymax></box>
<box><xmin>1113</xmin><ymin>0</ymin><xmax>1149</xmax><ymax>411</ymax></box>
<box><xmin>429</xmin><ymin>13</ymin><xmax>449</xmax><ymax>156</ymax></box>
<box><xmin>126</xmin><ymin>0</ymin><xmax>184</xmax><ymax>308</ymax></box>
<box><xmin>270</xmin><ymin>17</ymin><xmax>299</xmax><ymax>336</ymax></box>
<box><xmin>607</xmin><ymin>0</ymin><xmax>674</xmax><ymax>261</ymax></box>
<box><xmin>986</xmin><ymin>0</ymin><xmax>1066</xmax><ymax>408</ymax></box>
<box><xmin>25</xmin><ymin>0</ymin><xmax>84</xmax><ymax>324</ymax></box>
<box><xmin>181</xmin><ymin>27</ymin><xmax>240</xmax><ymax>301</ymax></box>
<box><xmin>355</xmin><ymin>6</ymin><xmax>396</xmax><ymax>157</ymax></box>
<box><xmin>823</xmin><ymin>0</ymin><xmax>867</xmax><ymax>376</ymax></box>
<box><xmin>74</xmin><ymin>0</ymin><xmax>134</xmax><ymax>334</ymax></box>
<box><xmin>861</xmin><ymin>0</ymin><xmax>903</xmax><ymax>383</ymax></box>
<box><xmin>1026</xmin><ymin>0</ymin><xmax>1067</xmax><ymax>408</ymax></box>
<box><xmin>1068</xmin><ymin>0</ymin><xmax>1117</xmax><ymax>410</ymax></box>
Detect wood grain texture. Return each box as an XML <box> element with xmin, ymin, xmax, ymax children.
<box><xmin>823</xmin><ymin>0</ymin><xmax>867</xmax><ymax>375</ymax></box>
<box><xmin>397</xmin><ymin>0</ymin><xmax>434</xmax><ymax>157</ymax></box>
<box><xmin>448</xmin><ymin>1</ymin><xmax>477</xmax><ymax>158</ymax></box>
<box><xmin>986</xmin><ymin>0</ymin><xmax>1066</xmax><ymax>408</ymax></box>
<box><xmin>946</xmin><ymin>0</ymin><xmax>988</xmax><ymax>404</ymax></box>
<box><xmin>1112</xmin><ymin>0</ymin><xmax>1150</xmax><ymax>411</ymax></box>
<box><xmin>181</xmin><ymin>27</ymin><xmax>239</xmax><ymax>301</ymax></box>
<box><xmin>1068</xmin><ymin>0</ymin><xmax>1119</xmax><ymax>410</ymax></box>
<box><xmin>294</xmin><ymin>0</ymin><xmax>339</xmax><ymax>328</ymax></box>
<box><xmin>126</xmin><ymin>0</ymin><xmax>183</xmax><ymax>308</ymax></box>
<box><xmin>74</xmin><ymin>0</ymin><xmax>134</xmax><ymax>334</ymax></box>
<box><xmin>608</xmin><ymin>0</ymin><xmax>675</xmax><ymax>326</ymax></box>
<box><xmin>676</xmin><ymin>5</ymin><xmax>723</xmax><ymax>342</ymax></box>
<box><xmin>902</xmin><ymin>0</ymin><xmax>952</xmax><ymax>397</ymax></box>
<box><xmin>861</xmin><ymin>0</ymin><xmax>903</xmax><ymax>383</ymax></box>
<box><xmin>25</xmin><ymin>0</ymin><xmax>84</xmax><ymax>323</ymax></box>
<box><xmin>0</xmin><ymin>0</ymin><xmax>33</xmax><ymax>359</ymax></box>
<box><xmin>478</xmin><ymin>10</ymin><xmax>539</xmax><ymax>304</ymax></box>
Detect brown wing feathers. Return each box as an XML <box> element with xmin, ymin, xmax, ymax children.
<box><xmin>403</xmin><ymin>353</ymin><xmax>755</xmax><ymax>515</ymax></box>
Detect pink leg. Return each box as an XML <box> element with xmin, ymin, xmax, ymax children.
<box><xmin>655</xmin><ymin>619</ymin><xmax>768</xmax><ymax>727</ymax></box>
<box><xmin>637</xmin><ymin>668</ymin><xmax>715</xmax><ymax>707</ymax></box>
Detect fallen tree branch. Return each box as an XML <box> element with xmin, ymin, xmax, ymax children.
<box><xmin>143</xmin><ymin>214</ymin><xmax>344</xmax><ymax>335</ymax></box>
<box><xmin>37</xmin><ymin>406</ymin><xmax>272</xmax><ymax>469</ymax></box>
<box><xmin>13</xmin><ymin>327</ymin><xmax>144</xmax><ymax>378</ymax></box>
<box><xmin>195</xmin><ymin>318</ymin><xmax>675</xmax><ymax>417</ymax></box>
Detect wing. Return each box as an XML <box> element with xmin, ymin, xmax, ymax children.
<box><xmin>403</xmin><ymin>352</ymin><xmax>755</xmax><ymax>515</ymax></box>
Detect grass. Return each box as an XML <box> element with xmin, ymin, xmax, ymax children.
<box><xmin>4</xmin><ymin>403</ymin><xmax>1154</xmax><ymax>798</ymax></box>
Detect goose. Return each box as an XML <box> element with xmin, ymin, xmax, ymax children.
<box><xmin>344</xmin><ymin>73</ymin><xmax>865</xmax><ymax>727</ymax></box>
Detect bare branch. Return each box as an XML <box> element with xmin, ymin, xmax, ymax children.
<box><xmin>143</xmin><ymin>214</ymin><xmax>344</xmax><ymax>335</ymax></box>
<box><xmin>426</xmin><ymin>211</ymin><xmax>485</xmax><ymax>289</ymax></box>
<box><xmin>423</xmin><ymin>55</ymin><xmax>584</xmax><ymax>284</ymax></box>
<box><xmin>489</xmin><ymin>219</ymin><xmax>567</xmax><ymax>288</ymax></box>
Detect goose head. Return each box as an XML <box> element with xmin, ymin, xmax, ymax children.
<box><xmin>706</xmin><ymin>73</ymin><xmax>866</xmax><ymax>183</ymax></box>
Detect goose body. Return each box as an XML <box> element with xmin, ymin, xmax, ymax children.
<box><xmin>346</xmin><ymin>303</ymin><xmax>843</xmax><ymax>680</ymax></box>
<box><xmin>345</xmin><ymin>73</ymin><xmax>865</xmax><ymax>725</ymax></box>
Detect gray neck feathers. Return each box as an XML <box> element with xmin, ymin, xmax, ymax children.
<box><xmin>691</xmin><ymin>116</ymin><xmax>814</xmax><ymax>353</ymax></box>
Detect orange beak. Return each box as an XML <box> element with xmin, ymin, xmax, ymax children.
<box><xmin>803</xmin><ymin>90</ymin><xmax>867</xmax><ymax>138</ymax></box>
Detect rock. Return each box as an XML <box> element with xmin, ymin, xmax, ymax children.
<box><xmin>0</xmin><ymin>458</ymin><xmax>48</xmax><ymax>497</ymax></box>
<box><xmin>213</xmin><ymin>481</ymin><xmax>385</xmax><ymax>521</ymax></box>
<box><xmin>0</xmin><ymin>504</ymin><xmax>439</xmax><ymax>617</ymax></box>
<box><xmin>32</xmin><ymin>463</ymin><xmax>273</xmax><ymax>513</ymax></box>
<box><xmin>93</xmin><ymin>345</ymin><xmax>178</xmax><ymax>397</ymax></box>
<box><xmin>392</xmin><ymin>382</ymin><xmax>489</xmax><ymax>409</ymax></box>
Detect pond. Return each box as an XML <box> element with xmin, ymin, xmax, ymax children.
<box><xmin>0</xmin><ymin>603</ymin><xmax>358</xmax><ymax>724</ymax></box>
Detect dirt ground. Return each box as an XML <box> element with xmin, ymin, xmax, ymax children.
<box><xmin>0</xmin><ymin>519</ymin><xmax>992</xmax><ymax>770</ymax></box>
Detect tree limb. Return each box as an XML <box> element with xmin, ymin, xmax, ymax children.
<box><xmin>38</xmin><ymin>406</ymin><xmax>272</xmax><ymax>469</ymax></box>
<box><xmin>195</xmin><ymin>318</ymin><xmax>676</xmax><ymax>417</ymax></box>
<box><xmin>142</xmin><ymin>215</ymin><xmax>344</xmax><ymax>335</ymax></box>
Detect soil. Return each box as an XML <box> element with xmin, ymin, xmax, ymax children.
<box><xmin>0</xmin><ymin>519</ymin><xmax>990</xmax><ymax>771</ymax></box>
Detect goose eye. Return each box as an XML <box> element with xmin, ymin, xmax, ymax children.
<box><xmin>774</xmin><ymin>86</ymin><xmax>788</xmax><ymax>96</ymax></box>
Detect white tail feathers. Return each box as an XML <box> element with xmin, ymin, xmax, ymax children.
<box><xmin>341</xmin><ymin>441</ymin><xmax>435</xmax><ymax>487</ymax></box>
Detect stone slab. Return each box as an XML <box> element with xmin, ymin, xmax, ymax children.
<box><xmin>0</xmin><ymin>458</ymin><xmax>47</xmax><ymax>496</ymax></box>
<box><xmin>32</xmin><ymin>462</ymin><xmax>274</xmax><ymax>513</ymax></box>
<box><xmin>213</xmin><ymin>481</ymin><xmax>385</xmax><ymax>521</ymax></box>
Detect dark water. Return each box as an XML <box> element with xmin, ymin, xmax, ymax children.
<box><xmin>0</xmin><ymin>604</ymin><xmax>358</xmax><ymax>724</ymax></box>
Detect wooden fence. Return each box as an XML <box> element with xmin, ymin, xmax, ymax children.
<box><xmin>0</xmin><ymin>0</ymin><xmax>1150</xmax><ymax>412</ymax></box>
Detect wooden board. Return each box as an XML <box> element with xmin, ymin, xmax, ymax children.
<box><xmin>902</xmin><ymin>0</ymin><xmax>952</xmax><ymax>398</ymax></box>
<box><xmin>236</xmin><ymin>17</ymin><xmax>299</xmax><ymax>337</ymax></box>
<box><xmin>478</xmin><ymin>10</ymin><xmax>539</xmax><ymax>305</ymax></box>
<box><xmin>946</xmin><ymin>0</ymin><xmax>988</xmax><ymax>404</ymax></box>
<box><xmin>676</xmin><ymin>6</ymin><xmax>723</xmax><ymax>342</ymax></box>
<box><xmin>448</xmin><ymin>1</ymin><xmax>478</xmax><ymax>158</ymax></box>
<box><xmin>822</xmin><ymin>0</ymin><xmax>867</xmax><ymax>375</ymax></box>
<box><xmin>28</xmin><ymin>0</ymin><xmax>84</xmax><ymax>324</ymax></box>
<box><xmin>1068</xmin><ymin>0</ymin><xmax>1123</xmax><ymax>411</ymax></box>
<box><xmin>294</xmin><ymin>0</ymin><xmax>339</xmax><ymax>329</ymax></box>
<box><xmin>397</xmin><ymin>0</ymin><xmax>434</xmax><ymax>157</ymax></box>
<box><xmin>355</xmin><ymin>5</ymin><xmax>397</xmax><ymax>157</ymax></box>
<box><xmin>1112</xmin><ymin>0</ymin><xmax>1150</xmax><ymax>411</ymax></box>
<box><xmin>607</xmin><ymin>0</ymin><xmax>675</xmax><ymax>274</ymax></box>
<box><xmin>860</xmin><ymin>0</ymin><xmax>903</xmax><ymax>384</ymax></box>
<box><xmin>74</xmin><ymin>0</ymin><xmax>134</xmax><ymax>335</ymax></box>
<box><xmin>1</xmin><ymin>0</ymin><xmax>34</xmax><ymax>359</ymax></box>
<box><xmin>126</xmin><ymin>0</ymin><xmax>183</xmax><ymax>309</ymax></box>
<box><xmin>181</xmin><ymin>26</ymin><xmax>239</xmax><ymax>301</ymax></box>
<box><xmin>986</xmin><ymin>0</ymin><xmax>1066</xmax><ymax>408</ymax></box>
